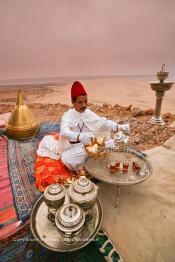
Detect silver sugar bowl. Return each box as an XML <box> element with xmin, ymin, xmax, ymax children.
<box><xmin>55</xmin><ymin>203</ymin><xmax>85</xmax><ymax>245</ymax></box>
<box><xmin>44</xmin><ymin>183</ymin><xmax>66</xmax><ymax>221</ymax></box>
<box><xmin>68</xmin><ymin>176</ymin><xmax>98</xmax><ymax>221</ymax></box>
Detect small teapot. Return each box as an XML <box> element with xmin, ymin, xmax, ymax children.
<box><xmin>113</xmin><ymin>131</ymin><xmax>130</xmax><ymax>152</ymax></box>
<box><xmin>114</xmin><ymin>131</ymin><xmax>129</xmax><ymax>144</ymax></box>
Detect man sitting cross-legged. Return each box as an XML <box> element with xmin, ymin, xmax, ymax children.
<box><xmin>60</xmin><ymin>81</ymin><xmax>130</xmax><ymax>171</ymax></box>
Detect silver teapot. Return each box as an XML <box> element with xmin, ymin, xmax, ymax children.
<box><xmin>114</xmin><ymin>131</ymin><xmax>129</xmax><ymax>144</ymax></box>
<box><xmin>113</xmin><ymin>131</ymin><xmax>130</xmax><ymax>152</ymax></box>
<box><xmin>55</xmin><ymin>203</ymin><xmax>85</xmax><ymax>245</ymax></box>
<box><xmin>68</xmin><ymin>175</ymin><xmax>98</xmax><ymax>221</ymax></box>
<box><xmin>44</xmin><ymin>183</ymin><xmax>66</xmax><ymax>221</ymax></box>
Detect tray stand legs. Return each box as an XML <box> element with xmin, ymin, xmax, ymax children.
<box><xmin>115</xmin><ymin>185</ymin><xmax>121</xmax><ymax>208</ymax></box>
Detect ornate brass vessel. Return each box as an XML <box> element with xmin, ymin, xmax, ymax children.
<box><xmin>68</xmin><ymin>175</ymin><xmax>98</xmax><ymax>221</ymax></box>
<box><xmin>44</xmin><ymin>183</ymin><xmax>66</xmax><ymax>221</ymax></box>
<box><xmin>55</xmin><ymin>203</ymin><xmax>85</xmax><ymax>245</ymax></box>
<box><xmin>85</xmin><ymin>137</ymin><xmax>106</xmax><ymax>159</ymax></box>
<box><xmin>5</xmin><ymin>91</ymin><xmax>40</xmax><ymax>140</ymax></box>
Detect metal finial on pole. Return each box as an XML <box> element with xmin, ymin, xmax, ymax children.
<box><xmin>161</xmin><ymin>64</ymin><xmax>165</xmax><ymax>72</ymax></box>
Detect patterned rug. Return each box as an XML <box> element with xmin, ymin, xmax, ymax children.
<box><xmin>0</xmin><ymin>227</ymin><xmax>124</xmax><ymax>262</ymax></box>
<box><xmin>0</xmin><ymin>136</ymin><xmax>18</xmax><ymax>238</ymax></box>
<box><xmin>8</xmin><ymin>122</ymin><xmax>60</xmax><ymax>221</ymax></box>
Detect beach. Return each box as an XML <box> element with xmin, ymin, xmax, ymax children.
<box><xmin>0</xmin><ymin>76</ymin><xmax>175</xmax><ymax>262</ymax></box>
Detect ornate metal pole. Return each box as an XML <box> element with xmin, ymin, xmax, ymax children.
<box><xmin>149</xmin><ymin>64</ymin><xmax>174</xmax><ymax>125</ymax></box>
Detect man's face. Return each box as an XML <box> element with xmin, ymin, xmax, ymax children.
<box><xmin>72</xmin><ymin>95</ymin><xmax>88</xmax><ymax>113</ymax></box>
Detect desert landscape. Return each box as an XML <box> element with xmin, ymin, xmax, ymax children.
<box><xmin>1</xmin><ymin>76</ymin><xmax>175</xmax><ymax>262</ymax></box>
<box><xmin>1</xmin><ymin>77</ymin><xmax>175</xmax><ymax>151</ymax></box>
<box><xmin>0</xmin><ymin>0</ymin><xmax>175</xmax><ymax>260</ymax></box>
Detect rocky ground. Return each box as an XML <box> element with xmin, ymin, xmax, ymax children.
<box><xmin>1</xmin><ymin>100</ymin><xmax>175</xmax><ymax>151</ymax></box>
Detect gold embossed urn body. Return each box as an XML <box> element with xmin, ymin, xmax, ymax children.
<box><xmin>5</xmin><ymin>92</ymin><xmax>40</xmax><ymax>140</ymax></box>
<box><xmin>44</xmin><ymin>183</ymin><xmax>66</xmax><ymax>221</ymax></box>
<box><xmin>68</xmin><ymin>176</ymin><xmax>98</xmax><ymax>221</ymax></box>
<box><xmin>55</xmin><ymin>204</ymin><xmax>85</xmax><ymax>245</ymax></box>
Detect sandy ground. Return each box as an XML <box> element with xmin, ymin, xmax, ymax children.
<box><xmin>0</xmin><ymin>77</ymin><xmax>175</xmax><ymax>262</ymax></box>
<box><xmin>0</xmin><ymin>77</ymin><xmax>175</xmax><ymax>111</ymax></box>
<box><xmin>39</xmin><ymin>77</ymin><xmax>175</xmax><ymax>113</ymax></box>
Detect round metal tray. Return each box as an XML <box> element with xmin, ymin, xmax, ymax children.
<box><xmin>85</xmin><ymin>151</ymin><xmax>153</xmax><ymax>186</ymax></box>
<box><xmin>30</xmin><ymin>195</ymin><xmax>103</xmax><ymax>252</ymax></box>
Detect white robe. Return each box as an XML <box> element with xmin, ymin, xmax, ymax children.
<box><xmin>60</xmin><ymin>108</ymin><xmax>118</xmax><ymax>170</ymax></box>
<box><xmin>37</xmin><ymin>135</ymin><xmax>61</xmax><ymax>160</ymax></box>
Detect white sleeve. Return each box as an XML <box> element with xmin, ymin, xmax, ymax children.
<box><xmin>86</xmin><ymin>109</ymin><xmax>118</xmax><ymax>132</ymax></box>
<box><xmin>60</xmin><ymin>126</ymin><xmax>78</xmax><ymax>142</ymax></box>
<box><xmin>60</xmin><ymin>111</ymin><xmax>79</xmax><ymax>142</ymax></box>
<box><xmin>100</xmin><ymin>117</ymin><xmax>118</xmax><ymax>132</ymax></box>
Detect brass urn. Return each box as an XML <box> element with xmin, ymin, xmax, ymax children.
<box><xmin>55</xmin><ymin>203</ymin><xmax>85</xmax><ymax>245</ymax></box>
<box><xmin>5</xmin><ymin>91</ymin><xmax>40</xmax><ymax>140</ymax></box>
<box><xmin>44</xmin><ymin>183</ymin><xmax>66</xmax><ymax>221</ymax></box>
<box><xmin>68</xmin><ymin>176</ymin><xmax>98</xmax><ymax>221</ymax></box>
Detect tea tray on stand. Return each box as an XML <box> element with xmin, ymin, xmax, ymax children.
<box><xmin>85</xmin><ymin>150</ymin><xmax>153</xmax><ymax>207</ymax></box>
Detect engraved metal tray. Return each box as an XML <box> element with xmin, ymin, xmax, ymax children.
<box><xmin>30</xmin><ymin>195</ymin><xmax>103</xmax><ymax>252</ymax></box>
<box><xmin>85</xmin><ymin>151</ymin><xmax>153</xmax><ymax>186</ymax></box>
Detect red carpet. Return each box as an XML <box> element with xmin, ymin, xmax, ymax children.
<box><xmin>0</xmin><ymin>136</ymin><xmax>19</xmax><ymax>239</ymax></box>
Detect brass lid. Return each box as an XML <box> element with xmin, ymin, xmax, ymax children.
<box><xmin>74</xmin><ymin>176</ymin><xmax>92</xmax><ymax>193</ymax></box>
<box><xmin>68</xmin><ymin>176</ymin><xmax>98</xmax><ymax>203</ymax></box>
<box><xmin>55</xmin><ymin>204</ymin><xmax>85</xmax><ymax>231</ymax></box>
<box><xmin>5</xmin><ymin>91</ymin><xmax>40</xmax><ymax>140</ymax></box>
<box><xmin>44</xmin><ymin>184</ymin><xmax>66</xmax><ymax>201</ymax></box>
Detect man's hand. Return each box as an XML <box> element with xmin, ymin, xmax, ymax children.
<box><xmin>79</xmin><ymin>133</ymin><xmax>94</xmax><ymax>145</ymax></box>
<box><xmin>117</xmin><ymin>123</ymin><xmax>130</xmax><ymax>135</ymax></box>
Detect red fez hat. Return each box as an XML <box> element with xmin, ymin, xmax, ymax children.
<box><xmin>71</xmin><ymin>81</ymin><xmax>87</xmax><ymax>99</ymax></box>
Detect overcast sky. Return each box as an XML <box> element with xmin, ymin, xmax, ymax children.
<box><xmin>0</xmin><ymin>0</ymin><xmax>175</xmax><ymax>81</ymax></box>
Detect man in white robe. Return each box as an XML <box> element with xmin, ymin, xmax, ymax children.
<box><xmin>60</xmin><ymin>81</ymin><xmax>130</xmax><ymax>171</ymax></box>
